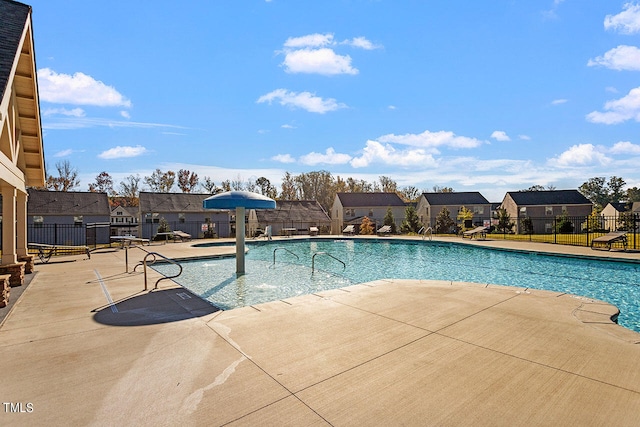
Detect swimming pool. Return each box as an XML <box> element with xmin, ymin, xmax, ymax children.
<box><xmin>153</xmin><ymin>239</ymin><xmax>640</xmax><ymax>332</ymax></box>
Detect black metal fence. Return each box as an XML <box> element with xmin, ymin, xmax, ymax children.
<box><xmin>4</xmin><ymin>213</ymin><xmax>638</xmax><ymax>251</ymax></box>
<box><xmin>141</xmin><ymin>220</ymin><xmax>231</xmax><ymax>241</ymax></box>
<box><xmin>467</xmin><ymin>214</ymin><xmax>640</xmax><ymax>250</ymax></box>
<box><xmin>25</xmin><ymin>223</ymin><xmax>111</xmax><ymax>247</ymax></box>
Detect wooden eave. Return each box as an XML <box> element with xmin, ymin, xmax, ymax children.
<box><xmin>0</xmin><ymin>14</ymin><xmax>45</xmax><ymax>188</ymax></box>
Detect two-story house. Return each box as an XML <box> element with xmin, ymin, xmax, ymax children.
<box><xmin>416</xmin><ymin>192</ymin><xmax>491</xmax><ymax>229</ymax></box>
<box><xmin>138</xmin><ymin>192</ymin><xmax>230</xmax><ymax>239</ymax></box>
<box><xmin>331</xmin><ymin>192</ymin><xmax>406</xmax><ymax>234</ymax></box>
<box><xmin>500</xmin><ymin>190</ymin><xmax>592</xmax><ymax>234</ymax></box>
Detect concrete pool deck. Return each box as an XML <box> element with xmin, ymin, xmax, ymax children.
<box><xmin>1</xmin><ymin>237</ymin><xmax>639</xmax><ymax>426</ymax></box>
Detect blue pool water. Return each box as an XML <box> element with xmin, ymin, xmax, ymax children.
<box><xmin>153</xmin><ymin>239</ymin><xmax>640</xmax><ymax>332</ymax></box>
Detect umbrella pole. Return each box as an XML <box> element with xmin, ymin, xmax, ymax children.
<box><xmin>236</xmin><ymin>206</ymin><xmax>245</xmax><ymax>275</ymax></box>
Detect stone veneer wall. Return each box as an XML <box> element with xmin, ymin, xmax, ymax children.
<box><xmin>0</xmin><ymin>262</ymin><xmax>26</xmax><ymax>287</ymax></box>
<box><xmin>0</xmin><ymin>274</ymin><xmax>11</xmax><ymax>307</ymax></box>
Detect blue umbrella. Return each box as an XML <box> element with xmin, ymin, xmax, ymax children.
<box><xmin>203</xmin><ymin>191</ymin><xmax>276</xmax><ymax>275</ymax></box>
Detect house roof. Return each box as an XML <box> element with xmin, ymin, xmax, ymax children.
<box><xmin>27</xmin><ymin>189</ymin><xmax>110</xmax><ymax>215</ymax></box>
<box><xmin>256</xmin><ymin>200</ymin><xmax>330</xmax><ymax>223</ymax></box>
<box><xmin>604</xmin><ymin>202</ymin><xmax>630</xmax><ymax>212</ymax></box>
<box><xmin>0</xmin><ymin>0</ymin><xmax>29</xmax><ymax>97</ymax></box>
<box><xmin>139</xmin><ymin>192</ymin><xmax>219</xmax><ymax>212</ymax></box>
<box><xmin>505</xmin><ymin>190</ymin><xmax>591</xmax><ymax>206</ymax></box>
<box><xmin>421</xmin><ymin>192</ymin><xmax>489</xmax><ymax>206</ymax></box>
<box><xmin>336</xmin><ymin>192</ymin><xmax>405</xmax><ymax>207</ymax></box>
<box><xmin>0</xmin><ymin>0</ymin><xmax>45</xmax><ymax>187</ymax></box>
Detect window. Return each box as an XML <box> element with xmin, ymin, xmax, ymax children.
<box><xmin>473</xmin><ymin>206</ymin><xmax>484</xmax><ymax>215</ymax></box>
<box><xmin>520</xmin><ymin>207</ymin><xmax>527</xmax><ymax>215</ymax></box>
<box><xmin>545</xmin><ymin>222</ymin><xmax>553</xmax><ymax>233</ymax></box>
<box><xmin>74</xmin><ymin>215</ymin><xmax>83</xmax><ymax>227</ymax></box>
<box><xmin>179</xmin><ymin>213</ymin><xmax>185</xmax><ymax>223</ymax></box>
<box><xmin>117</xmin><ymin>211</ymin><xmax>123</xmax><ymax>216</ymax></box>
<box><xmin>545</xmin><ymin>206</ymin><xmax>553</xmax><ymax>216</ymax></box>
<box><xmin>368</xmin><ymin>209</ymin><xmax>374</xmax><ymax>217</ymax></box>
<box><xmin>33</xmin><ymin>215</ymin><xmax>43</xmax><ymax>228</ymax></box>
<box><xmin>345</xmin><ymin>208</ymin><xmax>355</xmax><ymax>217</ymax></box>
<box><xmin>144</xmin><ymin>213</ymin><xmax>159</xmax><ymax>223</ymax></box>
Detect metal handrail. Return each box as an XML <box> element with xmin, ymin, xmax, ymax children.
<box><xmin>136</xmin><ymin>251</ymin><xmax>183</xmax><ymax>290</ymax></box>
<box><xmin>311</xmin><ymin>252</ymin><xmax>346</xmax><ymax>273</ymax></box>
<box><xmin>273</xmin><ymin>247</ymin><xmax>299</xmax><ymax>265</ymax></box>
<box><xmin>421</xmin><ymin>226</ymin><xmax>433</xmax><ymax>241</ymax></box>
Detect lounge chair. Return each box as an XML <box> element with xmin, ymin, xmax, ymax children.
<box><xmin>309</xmin><ymin>226</ymin><xmax>319</xmax><ymax>236</ymax></box>
<box><xmin>462</xmin><ymin>226</ymin><xmax>488</xmax><ymax>240</ymax></box>
<box><xmin>343</xmin><ymin>225</ymin><xmax>355</xmax><ymax>235</ymax></box>
<box><xmin>591</xmin><ymin>231</ymin><xmax>627</xmax><ymax>251</ymax></box>
<box><xmin>28</xmin><ymin>243</ymin><xmax>91</xmax><ymax>263</ymax></box>
<box><xmin>173</xmin><ymin>231</ymin><xmax>192</xmax><ymax>242</ymax></box>
<box><xmin>257</xmin><ymin>225</ymin><xmax>273</xmax><ymax>240</ymax></box>
<box><xmin>377</xmin><ymin>225</ymin><xmax>392</xmax><ymax>236</ymax></box>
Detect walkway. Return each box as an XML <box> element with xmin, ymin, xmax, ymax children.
<box><xmin>1</xmin><ymin>238</ymin><xmax>639</xmax><ymax>426</ymax></box>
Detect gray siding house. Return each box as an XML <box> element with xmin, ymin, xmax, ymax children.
<box><xmin>248</xmin><ymin>200</ymin><xmax>331</xmax><ymax>236</ymax></box>
<box><xmin>138</xmin><ymin>192</ymin><xmax>230</xmax><ymax>239</ymax></box>
<box><xmin>501</xmin><ymin>190</ymin><xmax>592</xmax><ymax>234</ymax></box>
<box><xmin>27</xmin><ymin>189</ymin><xmax>111</xmax><ymax>245</ymax></box>
<box><xmin>416</xmin><ymin>192</ymin><xmax>491</xmax><ymax>229</ymax></box>
<box><xmin>331</xmin><ymin>192</ymin><xmax>406</xmax><ymax>234</ymax></box>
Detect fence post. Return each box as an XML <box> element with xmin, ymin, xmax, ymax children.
<box><xmin>585</xmin><ymin>215</ymin><xmax>589</xmax><ymax>247</ymax></box>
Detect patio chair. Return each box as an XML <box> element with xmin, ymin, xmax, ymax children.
<box><xmin>173</xmin><ymin>231</ymin><xmax>192</xmax><ymax>242</ymax></box>
<box><xmin>343</xmin><ymin>225</ymin><xmax>355</xmax><ymax>235</ymax></box>
<box><xmin>309</xmin><ymin>226</ymin><xmax>319</xmax><ymax>236</ymax></box>
<box><xmin>462</xmin><ymin>226</ymin><xmax>488</xmax><ymax>240</ymax></box>
<box><xmin>591</xmin><ymin>231</ymin><xmax>627</xmax><ymax>251</ymax></box>
<box><xmin>377</xmin><ymin>225</ymin><xmax>392</xmax><ymax>236</ymax></box>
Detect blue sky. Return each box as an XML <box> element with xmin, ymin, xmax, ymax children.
<box><xmin>28</xmin><ymin>0</ymin><xmax>640</xmax><ymax>201</ymax></box>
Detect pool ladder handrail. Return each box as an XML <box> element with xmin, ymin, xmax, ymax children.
<box><xmin>420</xmin><ymin>226</ymin><xmax>433</xmax><ymax>241</ymax></box>
<box><xmin>134</xmin><ymin>251</ymin><xmax>183</xmax><ymax>290</ymax></box>
<box><xmin>311</xmin><ymin>252</ymin><xmax>346</xmax><ymax>273</ymax></box>
<box><xmin>273</xmin><ymin>247</ymin><xmax>300</xmax><ymax>265</ymax></box>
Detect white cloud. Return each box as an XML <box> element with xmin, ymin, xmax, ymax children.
<box><xmin>551</xmin><ymin>99</ymin><xmax>568</xmax><ymax>105</ymax></box>
<box><xmin>343</xmin><ymin>36</ymin><xmax>382</xmax><ymax>50</ymax></box>
<box><xmin>257</xmin><ymin>89</ymin><xmax>347</xmax><ymax>114</ymax></box>
<box><xmin>279</xmin><ymin>33</ymin><xmax>375</xmax><ymax>75</ymax></box>
<box><xmin>388</xmin><ymin>105</ymin><xmax>397</xmax><ymax>110</ymax></box>
<box><xmin>53</xmin><ymin>149</ymin><xmax>74</xmax><ymax>157</ymax></box>
<box><xmin>281</xmin><ymin>124</ymin><xmax>296</xmax><ymax>129</ymax></box>
<box><xmin>299</xmin><ymin>148</ymin><xmax>352</xmax><ymax>165</ymax></box>
<box><xmin>519</xmin><ymin>135</ymin><xmax>531</xmax><ymax>140</ymax></box>
<box><xmin>586</xmin><ymin>86</ymin><xmax>640</xmax><ymax>124</ymax></box>
<box><xmin>42</xmin><ymin>107</ymin><xmax>86</xmax><ymax>117</ymax></box>
<box><xmin>610</xmin><ymin>140</ymin><xmax>640</xmax><ymax>154</ymax></box>
<box><xmin>604</xmin><ymin>3</ymin><xmax>640</xmax><ymax>34</ymax></box>
<box><xmin>376</xmin><ymin>130</ymin><xmax>484</xmax><ymax>151</ymax></box>
<box><xmin>284</xmin><ymin>33</ymin><xmax>335</xmax><ymax>48</ymax></box>
<box><xmin>271</xmin><ymin>154</ymin><xmax>296</xmax><ymax>163</ymax></box>
<box><xmin>98</xmin><ymin>145</ymin><xmax>148</xmax><ymax>159</ymax></box>
<box><xmin>491</xmin><ymin>130</ymin><xmax>511</xmax><ymax>141</ymax></box>
<box><xmin>120</xmin><ymin>110</ymin><xmax>131</xmax><ymax>119</ymax></box>
<box><xmin>587</xmin><ymin>45</ymin><xmax>640</xmax><ymax>71</ymax></box>
<box><xmin>282</xmin><ymin>48</ymin><xmax>358</xmax><ymax>75</ymax></box>
<box><xmin>41</xmin><ymin>117</ymin><xmax>187</xmax><ymax>131</ymax></box>
<box><xmin>37</xmin><ymin>68</ymin><xmax>131</xmax><ymax>107</ymax></box>
<box><xmin>549</xmin><ymin>144</ymin><xmax>611</xmax><ymax>167</ymax></box>
<box><xmin>350</xmin><ymin>140</ymin><xmax>438</xmax><ymax>168</ymax></box>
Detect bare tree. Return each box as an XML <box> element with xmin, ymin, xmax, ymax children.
<box><xmin>46</xmin><ymin>160</ymin><xmax>80</xmax><ymax>191</ymax></box>
<box><xmin>144</xmin><ymin>169</ymin><xmax>175</xmax><ymax>192</ymax></box>
<box><xmin>201</xmin><ymin>176</ymin><xmax>221</xmax><ymax>194</ymax></box>
<box><xmin>177</xmin><ymin>169</ymin><xmax>199</xmax><ymax>193</ymax></box>
<box><xmin>88</xmin><ymin>171</ymin><xmax>114</xmax><ymax>195</ymax></box>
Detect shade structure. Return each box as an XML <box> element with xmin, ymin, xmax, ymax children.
<box><xmin>203</xmin><ymin>191</ymin><xmax>276</xmax><ymax>275</ymax></box>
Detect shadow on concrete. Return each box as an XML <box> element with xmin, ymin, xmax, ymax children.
<box><xmin>93</xmin><ymin>288</ymin><xmax>219</xmax><ymax>326</ymax></box>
